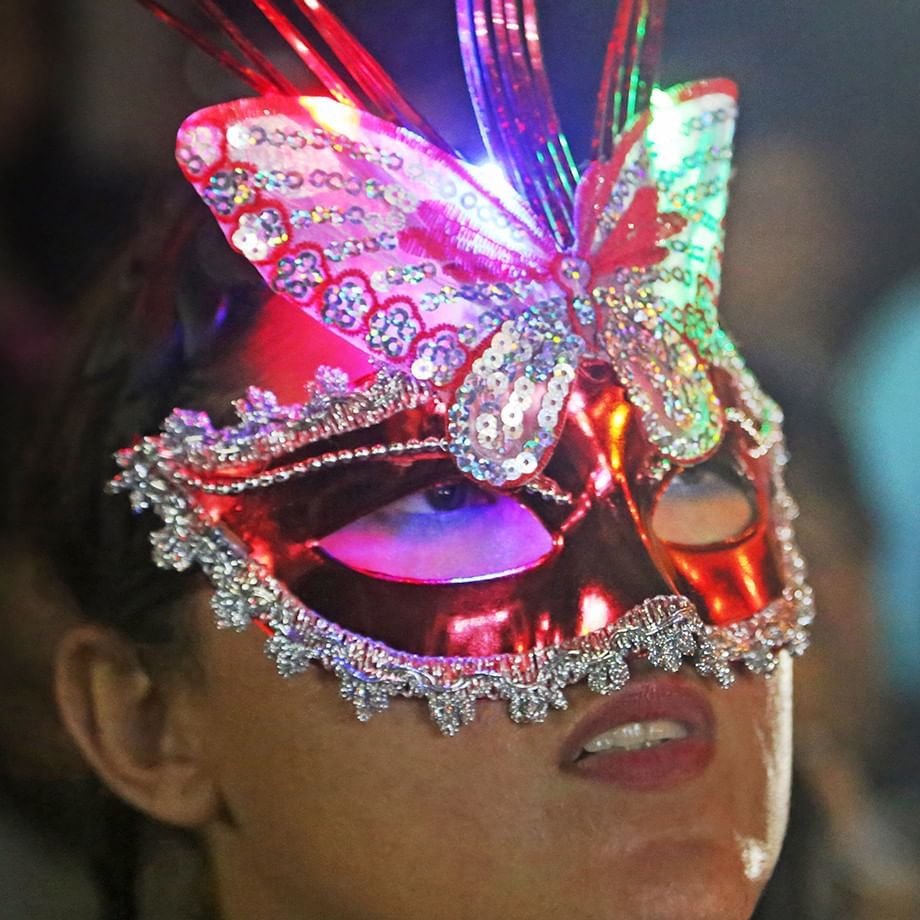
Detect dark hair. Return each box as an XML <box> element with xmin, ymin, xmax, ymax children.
<box><xmin>2</xmin><ymin>189</ymin><xmax>267</xmax><ymax>920</ymax></box>
<box><xmin>13</xmin><ymin>193</ymin><xmax>269</xmax><ymax>617</ymax></box>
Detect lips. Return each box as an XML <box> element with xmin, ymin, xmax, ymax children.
<box><xmin>560</xmin><ymin>673</ymin><xmax>716</xmax><ymax>790</ymax></box>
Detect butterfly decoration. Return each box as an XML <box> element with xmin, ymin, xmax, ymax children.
<box><xmin>114</xmin><ymin>1</ymin><xmax>814</xmax><ymax>735</ymax></box>
<box><xmin>138</xmin><ymin>0</ymin><xmax>745</xmax><ymax>487</ymax></box>
<box><xmin>176</xmin><ymin>75</ymin><xmax>738</xmax><ymax>488</ymax></box>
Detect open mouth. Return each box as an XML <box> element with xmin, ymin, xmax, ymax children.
<box><xmin>562</xmin><ymin>674</ymin><xmax>716</xmax><ymax>790</ymax></box>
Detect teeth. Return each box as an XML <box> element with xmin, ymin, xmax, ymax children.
<box><xmin>582</xmin><ymin>719</ymin><xmax>689</xmax><ymax>755</ymax></box>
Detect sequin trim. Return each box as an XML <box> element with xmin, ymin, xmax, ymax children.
<box><xmin>155</xmin><ymin>366</ymin><xmax>431</xmax><ymax>472</ymax></box>
<box><xmin>176</xmin><ymin>86</ymin><xmax>742</xmax><ymax>479</ymax></box>
<box><xmin>110</xmin><ymin>399</ymin><xmax>812</xmax><ymax>736</ymax></box>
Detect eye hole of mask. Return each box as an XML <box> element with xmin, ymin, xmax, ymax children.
<box><xmin>318</xmin><ymin>479</ymin><xmax>555</xmax><ymax>583</ymax></box>
<box><xmin>651</xmin><ymin>460</ymin><xmax>757</xmax><ymax>547</ymax></box>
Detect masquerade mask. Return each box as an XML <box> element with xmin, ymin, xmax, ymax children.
<box><xmin>114</xmin><ymin>0</ymin><xmax>813</xmax><ymax>734</ymax></box>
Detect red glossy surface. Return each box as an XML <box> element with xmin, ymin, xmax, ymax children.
<box><xmin>190</xmin><ymin>351</ymin><xmax>787</xmax><ymax>657</ymax></box>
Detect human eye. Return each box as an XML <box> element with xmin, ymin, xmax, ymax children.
<box><xmin>650</xmin><ymin>459</ymin><xmax>757</xmax><ymax>547</ymax></box>
<box><xmin>318</xmin><ymin>478</ymin><xmax>555</xmax><ymax>583</ymax></box>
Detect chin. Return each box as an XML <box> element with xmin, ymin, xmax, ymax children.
<box><xmin>608</xmin><ymin>838</ymin><xmax>765</xmax><ymax>920</ymax></box>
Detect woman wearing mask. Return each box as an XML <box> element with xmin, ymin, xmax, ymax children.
<box><xmin>14</xmin><ymin>1</ymin><xmax>813</xmax><ymax>917</ymax></box>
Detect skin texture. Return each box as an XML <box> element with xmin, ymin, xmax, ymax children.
<box><xmin>196</xmin><ymin>613</ymin><xmax>793</xmax><ymax>920</ymax></box>
<box><xmin>55</xmin><ymin>608</ymin><xmax>793</xmax><ymax>920</ymax></box>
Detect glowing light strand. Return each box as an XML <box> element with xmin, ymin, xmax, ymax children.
<box><xmin>193</xmin><ymin>0</ymin><xmax>300</xmax><ymax>94</ymax></box>
<box><xmin>593</xmin><ymin>0</ymin><xmax>667</xmax><ymax>161</ymax></box>
<box><xmin>246</xmin><ymin>0</ymin><xmax>363</xmax><ymax>107</ymax></box>
<box><xmin>290</xmin><ymin>0</ymin><xmax>451</xmax><ymax>150</ymax></box>
<box><xmin>458</xmin><ymin>0</ymin><xmax>578</xmax><ymax>247</ymax></box>
<box><xmin>499</xmin><ymin>0</ymin><xmax>579</xmax><ymax>239</ymax></box>
<box><xmin>521</xmin><ymin>0</ymin><xmax>580</xmax><ymax>198</ymax></box>
<box><xmin>137</xmin><ymin>0</ymin><xmax>278</xmax><ymax>94</ymax></box>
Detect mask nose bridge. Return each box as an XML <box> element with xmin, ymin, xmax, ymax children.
<box><xmin>553</xmin><ymin>374</ymin><xmax>680</xmax><ymax>601</ymax></box>
<box><xmin>554</xmin><ymin>486</ymin><xmax>675</xmax><ymax>618</ymax></box>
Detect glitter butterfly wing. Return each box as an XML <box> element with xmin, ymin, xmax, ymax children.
<box><xmin>575</xmin><ymin>80</ymin><xmax>739</xmax><ymax>464</ymax></box>
<box><xmin>178</xmin><ymin>94</ymin><xmax>584</xmax><ymax>488</ymax></box>
<box><xmin>176</xmin><ymin>94</ymin><xmax>564</xmax><ymax>388</ymax></box>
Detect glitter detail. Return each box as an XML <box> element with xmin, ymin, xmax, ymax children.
<box><xmin>178</xmin><ymin>86</ymin><xmax>743</xmax><ymax>474</ymax></box>
<box><xmin>176</xmin><ymin>437</ymin><xmax>450</xmax><ymax>495</ymax></box>
<box><xmin>231</xmin><ymin>207</ymin><xmax>289</xmax><ymax>261</ymax></box>
<box><xmin>204</xmin><ymin>168</ymin><xmax>255</xmax><ymax>215</ymax></box>
<box><xmin>176</xmin><ymin>123</ymin><xmax>223</xmax><ymax>176</ymax></box>
<box><xmin>558</xmin><ymin>255</ymin><xmax>592</xmax><ymax>288</ymax></box>
<box><xmin>521</xmin><ymin>476</ymin><xmax>575</xmax><ymax>506</ymax></box>
<box><xmin>366</xmin><ymin>300</ymin><xmax>422</xmax><ymax>359</ymax></box>
<box><xmin>410</xmin><ymin>328</ymin><xmax>467</xmax><ymax>386</ymax></box>
<box><xmin>314</xmin><ymin>364</ymin><xmax>351</xmax><ymax>396</ymax></box>
<box><xmin>272</xmin><ymin>247</ymin><xmax>327</xmax><ymax>301</ymax></box>
<box><xmin>599</xmin><ymin>276</ymin><xmax>723</xmax><ymax>462</ymax></box>
<box><xmin>320</xmin><ymin>276</ymin><xmax>373</xmax><ymax>330</ymax></box>
<box><xmin>156</xmin><ymin>367</ymin><xmax>431</xmax><ymax>472</ymax></box>
<box><xmin>370</xmin><ymin>261</ymin><xmax>438</xmax><ymax>294</ymax></box>
<box><xmin>110</xmin><ymin>372</ymin><xmax>812</xmax><ymax>736</ymax></box>
<box><xmin>447</xmin><ymin>304</ymin><xmax>584</xmax><ymax>487</ymax></box>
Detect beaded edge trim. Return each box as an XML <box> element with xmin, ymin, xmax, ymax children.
<box><xmin>156</xmin><ymin>366</ymin><xmax>432</xmax><ymax>472</ymax></box>
<box><xmin>110</xmin><ymin>425</ymin><xmax>813</xmax><ymax>736</ymax></box>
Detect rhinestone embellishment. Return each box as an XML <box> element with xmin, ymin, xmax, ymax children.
<box><xmin>110</xmin><ymin>366</ymin><xmax>813</xmax><ymax>737</ymax></box>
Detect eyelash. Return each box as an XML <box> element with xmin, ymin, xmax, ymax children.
<box><xmin>393</xmin><ymin>481</ymin><xmax>497</xmax><ymax>515</ymax></box>
<box><xmin>317</xmin><ymin>478</ymin><xmax>559</xmax><ymax>582</ymax></box>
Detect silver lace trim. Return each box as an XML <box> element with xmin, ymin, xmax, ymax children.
<box><xmin>110</xmin><ymin>420</ymin><xmax>813</xmax><ymax>735</ymax></box>
<box><xmin>153</xmin><ymin>366</ymin><xmax>432</xmax><ymax>471</ymax></box>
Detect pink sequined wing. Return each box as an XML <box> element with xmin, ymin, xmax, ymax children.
<box><xmin>176</xmin><ymin>94</ymin><xmax>561</xmax><ymax>388</ymax></box>
<box><xmin>575</xmin><ymin>80</ymin><xmax>739</xmax><ymax>464</ymax></box>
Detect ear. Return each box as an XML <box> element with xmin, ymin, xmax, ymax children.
<box><xmin>54</xmin><ymin>623</ymin><xmax>219</xmax><ymax>828</ymax></box>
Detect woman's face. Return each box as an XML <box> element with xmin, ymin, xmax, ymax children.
<box><xmin>165</xmin><ymin>299</ymin><xmax>794</xmax><ymax>920</ymax></box>
<box><xmin>194</xmin><ymin>609</ymin><xmax>792</xmax><ymax>920</ymax></box>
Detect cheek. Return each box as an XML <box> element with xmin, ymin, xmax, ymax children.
<box><xmin>195</xmin><ymin>615</ymin><xmax>573</xmax><ymax>920</ymax></box>
<box><xmin>589</xmin><ymin>662</ymin><xmax>793</xmax><ymax>920</ymax></box>
<box><xmin>193</xmin><ymin>598</ymin><xmax>794</xmax><ymax>920</ymax></box>
<box><xmin>713</xmin><ymin>654</ymin><xmax>794</xmax><ymax>884</ymax></box>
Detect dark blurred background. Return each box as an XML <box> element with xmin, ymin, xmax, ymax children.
<box><xmin>1</xmin><ymin>1</ymin><xmax>918</xmax><ymax>917</ymax></box>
